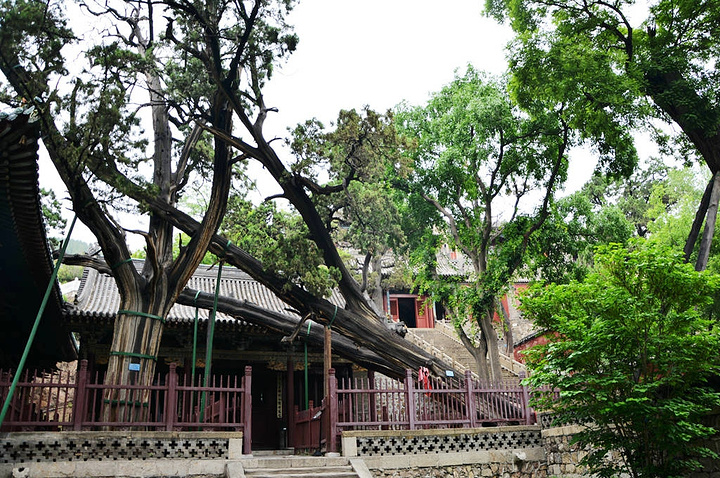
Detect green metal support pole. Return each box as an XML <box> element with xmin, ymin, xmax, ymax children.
<box><xmin>200</xmin><ymin>260</ymin><xmax>223</xmax><ymax>421</ymax></box>
<box><xmin>304</xmin><ymin>321</ymin><xmax>311</xmax><ymax>410</ymax></box>
<box><xmin>191</xmin><ymin>290</ymin><xmax>201</xmax><ymax>387</ymax></box>
<box><xmin>0</xmin><ymin>215</ymin><xmax>77</xmax><ymax>428</ymax></box>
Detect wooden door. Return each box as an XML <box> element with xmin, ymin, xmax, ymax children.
<box><xmin>388</xmin><ymin>298</ymin><xmax>399</xmax><ymax>322</ymax></box>
<box><xmin>415</xmin><ymin>297</ymin><xmax>434</xmax><ymax>328</ymax></box>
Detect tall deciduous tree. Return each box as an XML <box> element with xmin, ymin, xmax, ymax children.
<box><xmin>1</xmin><ymin>0</ymin><xmax>453</xmax><ymax>393</ymax></box>
<box><xmin>487</xmin><ymin>0</ymin><xmax>720</xmax><ymax>270</ymax></box>
<box><xmin>1</xmin><ymin>0</ymin><xmax>297</xmax><ymax>414</ymax></box>
<box><xmin>396</xmin><ymin>67</ymin><xmax>572</xmax><ymax>379</ymax></box>
<box><xmin>522</xmin><ymin>242</ymin><xmax>720</xmax><ymax>478</ymax></box>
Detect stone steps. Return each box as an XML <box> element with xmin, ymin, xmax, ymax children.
<box><xmin>244</xmin><ymin>468</ymin><xmax>356</xmax><ymax>478</ymax></box>
<box><xmin>412</xmin><ymin>328</ymin><xmax>478</xmax><ymax>372</ymax></box>
<box><xmin>241</xmin><ymin>456</ymin><xmax>358</xmax><ymax>478</ymax></box>
<box><xmin>408</xmin><ymin>325</ymin><xmax>526</xmax><ymax>378</ymax></box>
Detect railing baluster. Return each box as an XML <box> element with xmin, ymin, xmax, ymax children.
<box><xmin>405</xmin><ymin>369</ymin><xmax>416</xmax><ymax>430</ymax></box>
<box><xmin>165</xmin><ymin>364</ymin><xmax>177</xmax><ymax>431</ymax></box>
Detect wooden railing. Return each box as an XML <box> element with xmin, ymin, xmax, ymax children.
<box><xmin>323</xmin><ymin>368</ymin><xmax>535</xmax><ymax>453</ymax></box>
<box><xmin>0</xmin><ymin>360</ymin><xmax>252</xmax><ymax>453</ymax></box>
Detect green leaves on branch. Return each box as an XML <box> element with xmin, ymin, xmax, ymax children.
<box><xmin>522</xmin><ymin>242</ymin><xmax>720</xmax><ymax>478</ymax></box>
<box><xmin>288</xmin><ymin>107</ymin><xmax>411</xmax><ymax>298</ymax></box>
<box><xmin>393</xmin><ymin>65</ymin><xmax>574</xmax><ymax>378</ymax></box>
<box><xmin>396</xmin><ymin>65</ymin><xmax>572</xmax><ymax>305</ymax></box>
<box><xmin>221</xmin><ymin>197</ymin><xmax>340</xmax><ymax>298</ymax></box>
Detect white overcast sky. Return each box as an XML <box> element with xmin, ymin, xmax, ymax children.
<box><xmin>41</xmin><ymin>0</ymin><xmax>603</xmax><ymax>247</ymax></box>
<box><xmin>262</xmin><ymin>0</ymin><xmax>513</xmax><ymax>135</ymax></box>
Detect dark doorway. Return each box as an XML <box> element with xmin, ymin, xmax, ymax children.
<box><xmin>397</xmin><ymin>297</ymin><xmax>417</xmax><ymax>328</ymax></box>
<box><xmin>252</xmin><ymin>367</ymin><xmax>282</xmax><ymax>450</ymax></box>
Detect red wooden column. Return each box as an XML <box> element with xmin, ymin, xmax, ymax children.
<box><xmin>243</xmin><ymin>366</ymin><xmax>252</xmax><ymax>454</ymax></box>
<box><xmin>73</xmin><ymin>360</ymin><xmax>89</xmax><ymax>431</ymax></box>
<box><xmin>165</xmin><ymin>363</ymin><xmax>178</xmax><ymax>431</ymax></box>
<box><xmin>327</xmin><ymin>368</ymin><xmax>338</xmax><ymax>453</ymax></box>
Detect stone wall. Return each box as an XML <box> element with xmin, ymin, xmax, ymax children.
<box><xmin>342</xmin><ymin>427</ymin><xmax>548</xmax><ymax>478</ymax></box>
<box><xmin>341</xmin><ymin>426</ymin><xmax>543</xmax><ymax>457</ymax></box>
<box><xmin>0</xmin><ymin>431</ymin><xmax>243</xmax><ymax>464</ymax></box>
<box><xmin>540</xmin><ymin>418</ymin><xmax>720</xmax><ymax>478</ymax></box>
<box><xmin>541</xmin><ymin>425</ymin><xmax>591</xmax><ymax>478</ymax></box>
<box><xmin>370</xmin><ymin>461</ymin><xmax>548</xmax><ymax>478</ymax></box>
<box><xmin>0</xmin><ymin>432</ymin><xmax>243</xmax><ymax>478</ymax></box>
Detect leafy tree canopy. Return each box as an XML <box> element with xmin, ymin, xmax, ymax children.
<box><xmin>524</xmin><ymin>158</ymin><xmax>704</xmax><ymax>284</ymax></box>
<box><xmin>487</xmin><ymin>0</ymin><xmax>720</xmax><ymax>270</ymax></box>
<box><xmin>221</xmin><ymin>196</ymin><xmax>341</xmax><ymax>298</ymax></box>
<box><xmin>285</xmin><ymin>107</ymin><xmax>411</xmax><ymax>307</ymax></box>
<box><xmin>1</xmin><ymin>0</ymin><xmax>457</xmax><ymax>385</ymax></box>
<box><xmin>523</xmin><ymin>242</ymin><xmax>720</xmax><ymax>477</ymax></box>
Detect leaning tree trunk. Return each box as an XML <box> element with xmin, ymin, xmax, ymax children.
<box><xmin>696</xmin><ymin>171</ymin><xmax>720</xmax><ymax>271</ymax></box>
<box><xmin>147</xmin><ymin>197</ymin><xmax>456</xmax><ymax>378</ymax></box>
<box><xmin>180</xmin><ymin>289</ymin><xmax>403</xmax><ymax>378</ymax></box>
<box><xmin>684</xmin><ymin>175</ymin><xmax>714</xmax><ymax>263</ymax></box>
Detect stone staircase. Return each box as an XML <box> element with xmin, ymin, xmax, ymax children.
<box><xmin>406</xmin><ymin>321</ymin><xmax>526</xmax><ymax>378</ymax></box>
<box><xmin>239</xmin><ymin>455</ymin><xmax>361</xmax><ymax>478</ymax></box>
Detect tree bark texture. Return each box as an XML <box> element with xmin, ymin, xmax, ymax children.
<box><xmin>684</xmin><ymin>175</ymin><xmax>714</xmax><ymax>263</ymax></box>
<box><xmin>456</xmin><ymin>324</ymin><xmax>488</xmax><ymax>380</ymax></box>
<box><xmin>696</xmin><ymin>171</ymin><xmax>720</xmax><ymax>271</ymax></box>
<box><xmin>371</xmin><ymin>254</ymin><xmax>385</xmax><ymax>313</ymax></box>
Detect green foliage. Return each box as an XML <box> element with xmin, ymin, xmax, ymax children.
<box><xmin>395</xmin><ymin>66</ymin><xmax>571</xmax><ymax>317</ymax></box>
<box><xmin>57</xmin><ymin>264</ymin><xmax>82</xmax><ymax>284</ymax></box>
<box><xmin>1</xmin><ymin>0</ymin><xmax>299</xmax><ymax>264</ymax></box>
<box><xmin>131</xmin><ymin>232</ymin><xmax>215</xmax><ymax>265</ymax></box>
<box><xmin>288</xmin><ymin>107</ymin><xmax>410</xmax><ymax>253</ymax></box>
<box><xmin>526</xmin><ymin>161</ymin><xmax>713</xmax><ymax>284</ymax></box>
<box><xmin>40</xmin><ymin>188</ymin><xmax>66</xmax><ymax>249</ymax></box>
<box><xmin>646</xmin><ymin>167</ymin><xmax>710</xmax><ymax>251</ymax></box>
<box><xmin>288</xmin><ymin>107</ymin><xmax>412</xmax><ymax>296</ymax></box>
<box><xmin>526</xmin><ymin>159</ymin><xmax>680</xmax><ymax>284</ymax></box>
<box><xmin>522</xmin><ymin>242</ymin><xmax>720</xmax><ymax>477</ymax></box>
<box><xmin>492</xmin><ymin>0</ymin><xmax>720</xmax><ymax>267</ymax></box>
<box><xmin>221</xmin><ymin>196</ymin><xmax>340</xmax><ymax>298</ymax></box>
<box><xmin>392</xmin><ymin>66</ymin><xmax>575</xmax><ymax>377</ymax></box>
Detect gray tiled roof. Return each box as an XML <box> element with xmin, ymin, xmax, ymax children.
<box><xmin>435</xmin><ymin>249</ymin><xmax>475</xmax><ymax>277</ymax></box>
<box><xmin>343</xmin><ymin>246</ymin><xmax>476</xmax><ymax>279</ymax></box>
<box><xmin>69</xmin><ymin>259</ymin><xmax>345</xmax><ymax>326</ymax></box>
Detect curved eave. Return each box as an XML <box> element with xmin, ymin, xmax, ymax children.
<box><xmin>0</xmin><ymin>108</ymin><xmax>77</xmax><ymax>368</ymax></box>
